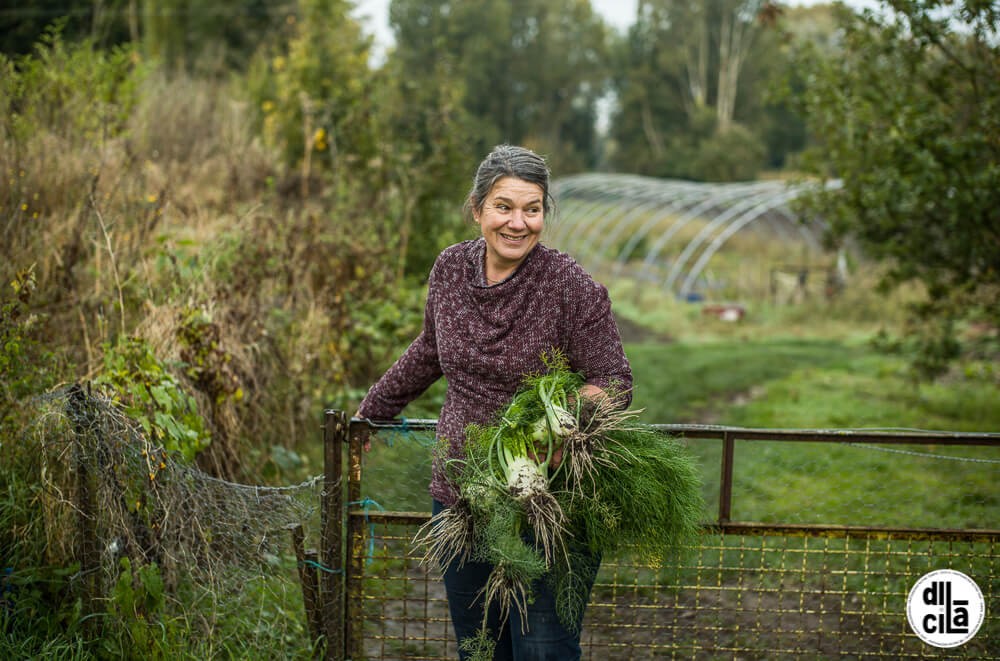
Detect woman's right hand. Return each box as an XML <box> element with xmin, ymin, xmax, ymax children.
<box><xmin>352</xmin><ymin>412</ymin><xmax>373</xmax><ymax>452</ymax></box>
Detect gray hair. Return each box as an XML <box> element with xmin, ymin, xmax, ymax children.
<box><xmin>464</xmin><ymin>145</ymin><xmax>554</xmax><ymax>219</ymax></box>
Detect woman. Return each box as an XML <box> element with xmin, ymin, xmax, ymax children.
<box><xmin>357</xmin><ymin>144</ymin><xmax>632</xmax><ymax>660</ymax></box>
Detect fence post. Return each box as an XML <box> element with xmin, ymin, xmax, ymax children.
<box><xmin>719</xmin><ymin>430</ymin><xmax>735</xmax><ymax>525</ymax></box>
<box><xmin>67</xmin><ymin>385</ymin><xmax>99</xmax><ymax>631</ymax></box>
<box><xmin>290</xmin><ymin>523</ymin><xmax>323</xmax><ymax>652</ymax></box>
<box><xmin>344</xmin><ymin>418</ymin><xmax>366</xmax><ymax>659</ymax></box>
<box><xmin>322</xmin><ymin>410</ymin><xmax>347</xmax><ymax>661</ymax></box>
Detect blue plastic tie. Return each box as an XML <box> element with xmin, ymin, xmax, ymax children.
<box><xmin>348</xmin><ymin>497</ymin><xmax>385</xmax><ymax>564</ymax></box>
<box><xmin>299</xmin><ymin>559</ymin><xmax>343</xmax><ymax>574</ymax></box>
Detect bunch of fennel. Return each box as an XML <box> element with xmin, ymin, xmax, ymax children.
<box><xmin>413</xmin><ymin>352</ymin><xmax>703</xmax><ymax>660</ymax></box>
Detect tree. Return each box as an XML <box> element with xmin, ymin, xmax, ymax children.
<box><xmin>248</xmin><ymin>0</ymin><xmax>375</xmax><ymax>180</ymax></box>
<box><xmin>140</xmin><ymin>0</ymin><xmax>289</xmax><ymax>70</ymax></box>
<box><xmin>0</xmin><ymin>1</ymin><xmax>126</xmax><ymax>54</ymax></box>
<box><xmin>608</xmin><ymin>0</ymin><xmax>781</xmax><ymax>180</ymax></box>
<box><xmin>388</xmin><ymin>0</ymin><xmax>610</xmax><ymax>174</ymax></box>
<box><xmin>794</xmin><ymin>1</ymin><xmax>1000</xmax><ymax>377</ymax></box>
<box><xmin>372</xmin><ymin>48</ymin><xmax>475</xmax><ymax>279</ymax></box>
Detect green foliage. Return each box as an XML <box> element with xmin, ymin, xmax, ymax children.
<box><xmin>104</xmin><ymin>558</ymin><xmax>168</xmax><ymax>659</ymax></box>
<box><xmin>388</xmin><ymin>0</ymin><xmax>610</xmax><ymax>174</ymax></box>
<box><xmin>574</xmin><ymin>427</ymin><xmax>704</xmax><ymax>560</ymax></box>
<box><xmin>342</xmin><ymin>284</ymin><xmax>427</xmax><ymax>386</ymax></box>
<box><xmin>0</xmin><ymin>268</ymin><xmax>64</xmax><ymax>603</ymax></box>
<box><xmin>0</xmin><ymin>565</ymin><xmax>89</xmax><ymax>661</ymax></box>
<box><xmin>247</xmin><ymin>0</ymin><xmax>374</xmax><ymax>171</ymax></box>
<box><xmin>608</xmin><ymin>0</ymin><xmax>793</xmax><ymax>179</ymax></box>
<box><xmin>458</xmin><ymin>627</ymin><xmax>499</xmax><ymax>661</ymax></box>
<box><xmin>2</xmin><ymin>25</ymin><xmax>145</xmax><ymax>145</ymax></box>
<box><xmin>140</xmin><ymin>0</ymin><xmax>289</xmax><ymax>71</ymax></box>
<box><xmin>0</xmin><ymin>268</ymin><xmax>82</xmax><ymax>655</ymax></box>
<box><xmin>177</xmin><ymin>307</ymin><xmax>244</xmax><ymax>405</ymax></box>
<box><xmin>792</xmin><ymin>1</ymin><xmax>1000</xmax><ymax>378</ymax></box>
<box><xmin>369</xmin><ymin>51</ymin><xmax>475</xmax><ymax>277</ymax></box>
<box><xmin>687</xmin><ymin>122</ymin><xmax>767</xmax><ymax>181</ymax></box>
<box><xmin>95</xmin><ymin>336</ymin><xmax>210</xmax><ymax>462</ymax></box>
<box><xmin>0</xmin><ymin>28</ymin><xmax>148</xmax><ymax>279</ymax></box>
<box><xmin>0</xmin><ymin>2</ymin><xmax>130</xmax><ymax>55</ymax></box>
<box><xmin>0</xmin><ymin>267</ymin><xmax>60</xmax><ymax>429</ymax></box>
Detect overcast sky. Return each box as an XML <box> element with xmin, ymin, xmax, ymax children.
<box><xmin>351</xmin><ymin>0</ymin><xmax>876</xmax><ymax>53</ymax></box>
<box><xmin>350</xmin><ymin>0</ymin><xmax>643</xmax><ymax>46</ymax></box>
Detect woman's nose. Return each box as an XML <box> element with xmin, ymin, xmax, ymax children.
<box><xmin>508</xmin><ymin>210</ymin><xmax>526</xmax><ymax>227</ymax></box>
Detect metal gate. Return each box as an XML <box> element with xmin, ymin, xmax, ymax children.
<box><xmin>311</xmin><ymin>412</ymin><xmax>999</xmax><ymax>660</ymax></box>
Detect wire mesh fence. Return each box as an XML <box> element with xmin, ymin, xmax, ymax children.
<box><xmin>352</xmin><ymin>519</ymin><xmax>997</xmax><ymax>660</ymax></box>
<box><xmin>22</xmin><ymin>386</ymin><xmax>324</xmax><ymax>658</ymax></box>
<box><xmin>337</xmin><ymin>418</ymin><xmax>1000</xmax><ymax>660</ymax></box>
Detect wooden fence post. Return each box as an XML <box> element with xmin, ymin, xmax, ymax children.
<box><xmin>67</xmin><ymin>385</ymin><xmax>100</xmax><ymax>631</ymax></box>
<box><xmin>290</xmin><ymin>523</ymin><xmax>323</xmax><ymax>652</ymax></box>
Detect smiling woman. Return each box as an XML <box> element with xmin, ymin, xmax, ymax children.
<box><xmin>473</xmin><ymin>177</ymin><xmax>545</xmax><ymax>283</ymax></box>
<box><xmin>356</xmin><ymin>144</ymin><xmax>632</xmax><ymax>660</ymax></box>
<box><xmin>463</xmin><ymin>145</ymin><xmax>554</xmax><ymax>284</ymax></box>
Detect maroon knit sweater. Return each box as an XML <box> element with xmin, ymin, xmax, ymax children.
<box><xmin>358</xmin><ymin>238</ymin><xmax>632</xmax><ymax>506</ymax></box>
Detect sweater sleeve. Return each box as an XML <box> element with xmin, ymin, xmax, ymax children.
<box><xmin>566</xmin><ymin>278</ymin><xmax>633</xmax><ymax>407</ymax></box>
<box><xmin>356</xmin><ymin>271</ymin><xmax>444</xmax><ymax>420</ymax></box>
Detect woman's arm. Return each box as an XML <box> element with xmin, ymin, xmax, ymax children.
<box><xmin>356</xmin><ymin>326</ymin><xmax>443</xmax><ymax>420</ymax></box>
<box><xmin>357</xmin><ymin>263</ymin><xmax>444</xmax><ymax>421</ymax></box>
<box><xmin>566</xmin><ymin>278</ymin><xmax>633</xmax><ymax>408</ymax></box>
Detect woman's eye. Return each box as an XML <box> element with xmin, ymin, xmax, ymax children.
<box><xmin>496</xmin><ymin>204</ymin><xmax>510</xmax><ymax>211</ymax></box>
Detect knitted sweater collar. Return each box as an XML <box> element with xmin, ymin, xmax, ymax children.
<box><xmin>465</xmin><ymin>237</ymin><xmax>543</xmax><ymax>290</ymax></box>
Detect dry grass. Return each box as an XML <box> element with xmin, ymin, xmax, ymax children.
<box><xmin>2</xmin><ymin>59</ymin><xmax>406</xmax><ymax>481</ymax></box>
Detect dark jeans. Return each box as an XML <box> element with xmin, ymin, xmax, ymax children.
<box><xmin>433</xmin><ymin>499</ymin><xmax>600</xmax><ymax>661</ymax></box>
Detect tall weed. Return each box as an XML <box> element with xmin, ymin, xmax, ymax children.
<box><xmin>0</xmin><ymin>29</ymin><xmax>147</xmax><ymax>282</ymax></box>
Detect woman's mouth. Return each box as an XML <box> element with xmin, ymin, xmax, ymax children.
<box><xmin>500</xmin><ymin>232</ymin><xmax>527</xmax><ymax>243</ymax></box>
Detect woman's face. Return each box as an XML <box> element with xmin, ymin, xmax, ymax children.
<box><xmin>474</xmin><ymin>176</ymin><xmax>545</xmax><ymax>273</ymax></box>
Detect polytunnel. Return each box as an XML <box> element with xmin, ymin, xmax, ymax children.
<box><xmin>548</xmin><ymin>173</ymin><xmax>842</xmax><ymax>302</ymax></box>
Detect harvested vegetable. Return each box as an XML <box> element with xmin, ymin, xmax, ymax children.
<box><xmin>413</xmin><ymin>351</ymin><xmax>703</xmax><ymax>660</ymax></box>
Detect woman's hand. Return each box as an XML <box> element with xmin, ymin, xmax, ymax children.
<box><xmin>352</xmin><ymin>411</ymin><xmax>373</xmax><ymax>452</ymax></box>
<box><xmin>574</xmin><ymin>384</ymin><xmax>605</xmax><ymax>432</ymax></box>
<box><xmin>530</xmin><ymin>386</ymin><xmax>605</xmax><ymax>469</ymax></box>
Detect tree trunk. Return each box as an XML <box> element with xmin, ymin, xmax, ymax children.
<box><xmin>716</xmin><ymin>1</ymin><xmax>761</xmax><ymax>133</ymax></box>
<box><xmin>641</xmin><ymin>97</ymin><xmax>665</xmax><ymax>158</ymax></box>
<box><xmin>686</xmin><ymin>13</ymin><xmax>709</xmax><ymax>111</ymax></box>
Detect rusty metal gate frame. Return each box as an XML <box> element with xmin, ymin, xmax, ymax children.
<box><xmin>313</xmin><ymin>411</ymin><xmax>999</xmax><ymax>660</ymax></box>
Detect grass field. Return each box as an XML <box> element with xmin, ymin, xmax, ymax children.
<box><xmin>626</xmin><ymin>337</ymin><xmax>999</xmax><ymax>530</ymax></box>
